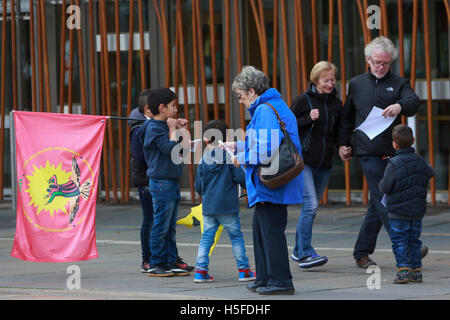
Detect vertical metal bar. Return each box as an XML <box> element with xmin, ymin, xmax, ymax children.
<box><xmin>296</xmin><ymin>0</ymin><xmax>307</xmax><ymax>92</ymax></box>
<box><xmin>67</xmin><ymin>0</ymin><xmax>75</xmax><ymax>114</ymax></box>
<box><xmin>379</xmin><ymin>0</ymin><xmax>388</xmax><ymax>37</ymax></box>
<box><xmin>76</xmin><ymin>0</ymin><xmax>87</xmax><ymax>115</ymax></box>
<box><xmin>194</xmin><ymin>0</ymin><xmax>209</xmax><ymax>123</ymax></box>
<box><xmin>39</xmin><ymin>0</ymin><xmax>52</xmax><ymax>112</ymax></box>
<box><xmin>338</xmin><ymin>0</ymin><xmax>351</xmax><ymax>205</ymax></box>
<box><xmin>138</xmin><ymin>0</ymin><xmax>146</xmax><ymax>89</ymax></box>
<box><xmin>114</xmin><ymin>0</ymin><xmax>124</xmax><ymax>203</ymax></box>
<box><xmin>36</xmin><ymin>0</ymin><xmax>44</xmax><ymax>111</ymax></box>
<box><xmin>411</xmin><ymin>0</ymin><xmax>418</xmax><ymax>91</ymax></box>
<box><xmin>272</xmin><ymin>0</ymin><xmax>278</xmax><ymax>90</ymax></box>
<box><xmin>280</xmin><ymin>0</ymin><xmax>292</xmax><ymax>106</ymax></box>
<box><xmin>0</xmin><ymin>0</ymin><xmax>6</xmax><ymax>199</ymax></box>
<box><xmin>398</xmin><ymin>0</ymin><xmax>407</xmax><ymax>125</ymax></box>
<box><xmin>249</xmin><ymin>0</ymin><xmax>265</xmax><ymax>73</ymax></box>
<box><xmin>293</xmin><ymin>1</ymin><xmax>301</xmax><ymax>93</ymax></box>
<box><xmin>59</xmin><ymin>0</ymin><xmax>67</xmax><ymax>114</ymax></box>
<box><xmin>311</xmin><ymin>0</ymin><xmax>318</xmax><ymax>63</ymax></box>
<box><xmin>29</xmin><ymin>0</ymin><xmax>37</xmax><ymax>112</ymax></box>
<box><xmin>125</xmin><ymin>0</ymin><xmax>135</xmax><ymax>203</ymax></box>
<box><xmin>11</xmin><ymin>0</ymin><xmax>18</xmax><ymax>110</ymax></box>
<box><xmin>191</xmin><ymin>0</ymin><xmax>200</xmax><ymax>122</ymax></box>
<box><xmin>224</xmin><ymin>0</ymin><xmax>231</xmax><ymax>126</ymax></box>
<box><xmin>176</xmin><ymin>0</ymin><xmax>195</xmax><ymax>203</ymax></box>
<box><xmin>160</xmin><ymin>0</ymin><xmax>170</xmax><ymax>88</ymax></box>
<box><xmin>99</xmin><ymin>0</ymin><xmax>118</xmax><ymax>203</ymax></box>
<box><xmin>233</xmin><ymin>0</ymin><xmax>245</xmax><ymax>130</ymax></box>
<box><xmin>88</xmin><ymin>0</ymin><xmax>97</xmax><ymax>116</ymax></box>
<box><xmin>209</xmin><ymin>0</ymin><xmax>219</xmax><ymax>120</ymax></box>
<box><xmin>422</xmin><ymin>0</ymin><xmax>435</xmax><ymax>205</ymax></box>
<box><xmin>258</xmin><ymin>0</ymin><xmax>268</xmax><ymax>75</ymax></box>
<box><xmin>445</xmin><ymin>0</ymin><xmax>450</xmax><ymax>205</ymax></box>
<box><xmin>327</xmin><ymin>0</ymin><xmax>334</xmax><ymax>61</ymax></box>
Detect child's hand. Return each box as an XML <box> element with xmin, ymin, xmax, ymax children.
<box><xmin>231</xmin><ymin>156</ymin><xmax>240</xmax><ymax>167</ymax></box>
<box><xmin>167</xmin><ymin>118</ymin><xmax>178</xmax><ymax>131</ymax></box>
<box><xmin>177</xmin><ymin>118</ymin><xmax>188</xmax><ymax>129</ymax></box>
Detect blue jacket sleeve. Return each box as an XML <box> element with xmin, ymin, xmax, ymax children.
<box><xmin>194</xmin><ymin>162</ymin><xmax>203</xmax><ymax>196</ymax></box>
<box><xmin>236</xmin><ymin>105</ymin><xmax>283</xmax><ymax>166</ymax></box>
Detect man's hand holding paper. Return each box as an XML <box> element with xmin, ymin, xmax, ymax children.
<box><xmin>355</xmin><ymin>105</ymin><xmax>398</xmax><ymax>140</ymax></box>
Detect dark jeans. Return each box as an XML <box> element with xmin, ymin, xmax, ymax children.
<box><xmin>149</xmin><ymin>179</ymin><xmax>180</xmax><ymax>266</ymax></box>
<box><xmin>138</xmin><ymin>186</ymin><xmax>154</xmax><ymax>263</ymax></box>
<box><xmin>353</xmin><ymin>156</ymin><xmax>391</xmax><ymax>260</ymax></box>
<box><xmin>253</xmin><ymin>202</ymin><xmax>293</xmax><ymax>288</ymax></box>
<box><xmin>390</xmin><ymin>218</ymin><xmax>422</xmax><ymax>269</ymax></box>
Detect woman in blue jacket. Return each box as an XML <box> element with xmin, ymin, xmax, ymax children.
<box><xmin>229</xmin><ymin>66</ymin><xmax>303</xmax><ymax>295</ymax></box>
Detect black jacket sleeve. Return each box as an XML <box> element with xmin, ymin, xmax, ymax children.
<box><xmin>337</xmin><ymin>82</ymin><xmax>355</xmax><ymax>147</ymax></box>
<box><xmin>397</xmin><ymin>79</ymin><xmax>420</xmax><ymax>117</ymax></box>
<box><xmin>379</xmin><ymin>162</ymin><xmax>396</xmax><ymax>195</ymax></box>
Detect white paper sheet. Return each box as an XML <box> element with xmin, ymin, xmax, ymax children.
<box><xmin>355</xmin><ymin>106</ymin><xmax>397</xmax><ymax>140</ymax></box>
<box><xmin>190</xmin><ymin>139</ymin><xmax>202</xmax><ymax>152</ymax></box>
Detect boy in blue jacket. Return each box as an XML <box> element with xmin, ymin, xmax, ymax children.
<box><xmin>140</xmin><ymin>88</ymin><xmax>191</xmax><ymax>277</ymax></box>
<box><xmin>379</xmin><ymin>124</ymin><xmax>434</xmax><ymax>284</ymax></box>
<box><xmin>193</xmin><ymin>120</ymin><xmax>255</xmax><ymax>283</ymax></box>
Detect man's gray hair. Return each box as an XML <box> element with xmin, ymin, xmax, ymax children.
<box><xmin>364</xmin><ymin>36</ymin><xmax>398</xmax><ymax>61</ymax></box>
<box><xmin>232</xmin><ymin>66</ymin><xmax>270</xmax><ymax>96</ymax></box>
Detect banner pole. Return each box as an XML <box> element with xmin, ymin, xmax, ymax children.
<box><xmin>10</xmin><ymin>111</ymin><xmax>16</xmax><ymax>210</ymax></box>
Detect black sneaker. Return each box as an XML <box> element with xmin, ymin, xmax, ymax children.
<box><xmin>298</xmin><ymin>255</ymin><xmax>328</xmax><ymax>268</ymax></box>
<box><xmin>167</xmin><ymin>263</ymin><xmax>191</xmax><ymax>276</ymax></box>
<box><xmin>148</xmin><ymin>264</ymin><xmax>175</xmax><ymax>277</ymax></box>
<box><xmin>140</xmin><ymin>261</ymin><xmax>150</xmax><ymax>273</ymax></box>
<box><xmin>176</xmin><ymin>256</ymin><xmax>195</xmax><ymax>272</ymax></box>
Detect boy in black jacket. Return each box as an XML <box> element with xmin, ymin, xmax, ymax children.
<box><xmin>379</xmin><ymin>125</ymin><xmax>434</xmax><ymax>284</ymax></box>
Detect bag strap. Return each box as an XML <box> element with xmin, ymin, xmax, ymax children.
<box><xmin>265</xmin><ymin>102</ymin><xmax>287</xmax><ymax>131</ymax></box>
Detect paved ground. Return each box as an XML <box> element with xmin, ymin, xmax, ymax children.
<box><xmin>0</xmin><ymin>199</ymin><xmax>449</xmax><ymax>304</ymax></box>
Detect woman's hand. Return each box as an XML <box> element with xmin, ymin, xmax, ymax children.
<box><xmin>310</xmin><ymin>109</ymin><xmax>320</xmax><ymax>121</ymax></box>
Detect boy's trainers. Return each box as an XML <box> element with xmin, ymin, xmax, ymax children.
<box><xmin>409</xmin><ymin>269</ymin><xmax>423</xmax><ymax>283</ymax></box>
<box><xmin>393</xmin><ymin>269</ymin><xmax>411</xmax><ymax>284</ymax></box>
<box><xmin>194</xmin><ymin>270</ymin><xmax>214</xmax><ymax>283</ymax></box>
<box><xmin>298</xmin><ymin>255</ymin><xmax>328</xmax><ymax>268</ymax></box>
<box><xmin>167</xmin><ymin>263</ymin><xmax>191</xmax><ymax>276</ymax></box>
<box><xmin>140</xmin><ymin>262</ymin><xmax>150</xmax><ymax>273</ymax></box>
<box><xmin>148</xmin><ymin>264</ymin><xmax>175</xmax><ymax>277</ymax></box>
<box><xmin>176</xmin><ymin>256</ymin><xmax>195</xmax><ymax>272</ymax></box>
<box><xmin>239</xmin><ymin>269</ymin><xmax>256</xmax><ymax>282</ymax></box>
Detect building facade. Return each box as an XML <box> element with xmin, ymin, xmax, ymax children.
<box><xmin>1</xmin><ymin>0</ymin><xmax>449</xmax><ymax>204</ymax></box>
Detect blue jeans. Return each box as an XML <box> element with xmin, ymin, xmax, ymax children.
<box><xmin>195</xmin><ymin>213</ymin><xmax>250</xmax><ymax>271</ymax></box>
<box><xmin>149</xmin><ymin>179</ymin><xmax>180</xmax><ymax>266</ymax></box>
<box><xmin>138</xmin><ymin>186</ymin><xmax>153</xmax><ymax>263</ymax></box>
<box><xmin>390</xmin><ymin>219</ymin><xmax>422</xmax><ymax>269</ymax></box>
<box><xmin>353</xmin><ymin>156</ymin><xmax>391</xmax><ymax>260</ymax></box>
<box><xmin>293</xmin><ymin>165</ymin><xmax>330</xmax><ymax>260</ymax></box>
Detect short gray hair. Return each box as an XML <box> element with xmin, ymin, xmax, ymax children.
<box><xmin>364</xmin><ymin>36</ymin><xmax>398</xmax><ymax>61</ymax></box>
<box><xmin>232</xmin><ymin>66</ymin><xmax>270</xmax><ymax>96</ymax></box>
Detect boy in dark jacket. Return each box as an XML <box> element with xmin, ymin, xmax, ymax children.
<box><xmin>193</xmin><ymin>120</ymin><xmax>255</xmax><ymax>283</ymax></box>
<box><xmin>140</xmin><ymin>88</ymin><xmax>191</xmax><ymax>277</ymax></box>
<box><xmin>379</xmin><ymin>124</ymin><xmax>434</xmax><ymax>284</ymax></box>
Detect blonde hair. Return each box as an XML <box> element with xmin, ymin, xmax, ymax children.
<box><xmin>310</xmin><ymin>61</ymin><xmax>338</xmax><ymax>83</ymax></box>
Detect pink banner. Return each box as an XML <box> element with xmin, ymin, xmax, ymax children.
<box><xmin>11</xmin><ymin>111</ymin><xmax>106</xmax><ymax>262</ymax></box>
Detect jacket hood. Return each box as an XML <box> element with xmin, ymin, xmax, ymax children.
<box><xmin>202</xmin><ymin>148</ymin><xmax>228</xmax><ymax>173</ymax></box>
<box><xmin>128</xmin><ymin>107</ymin><xmax>146</xmax><ymax>128</ymax></box>
<box><xmin>248</xmin><ymin>88</ymin><xmax>282</xmax><ymax>117</ymax></box>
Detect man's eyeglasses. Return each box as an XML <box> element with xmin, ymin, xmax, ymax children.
<box><xmin>235</xmin><ymin>93</ymin><xmax>242</xmax><ymax>100</ymax></box>
<box><xmin>370</xmin><ymin>57</ymin><xmax>391</xmax><ymax>68</ymax></box>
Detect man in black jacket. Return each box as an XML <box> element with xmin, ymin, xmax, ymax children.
<box><xmin>337</xmin><ymin>36</ymin><xmax>422</xmax><ymax>268</ymax></box>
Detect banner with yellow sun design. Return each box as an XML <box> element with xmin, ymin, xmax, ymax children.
<box><xmin>11</xmin><ymin>111</ymin><xmax>107</xmax><ymax>262</ymax></box>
